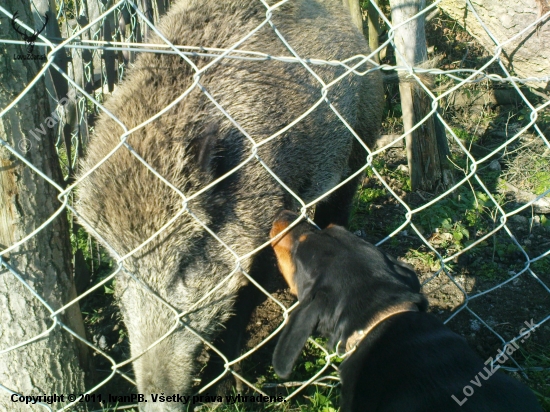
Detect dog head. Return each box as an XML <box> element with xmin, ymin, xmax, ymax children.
<box><xmin>270</xmin><ymin>210</ymin><xmax>427</xmax><ymax>378</ymax></box>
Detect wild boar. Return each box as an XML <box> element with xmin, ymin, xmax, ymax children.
<box><xmin>76</xmin><ymin>0</ymin><xmax>383</xmax><ymax>409</ymax></box>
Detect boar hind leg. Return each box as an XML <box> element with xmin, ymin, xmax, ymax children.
<box><xmin>314</xmin><ymin>139</ymin><xmax>366</xmax><ymax>228</ymax></box>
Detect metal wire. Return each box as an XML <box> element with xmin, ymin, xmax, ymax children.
<box><xmin>0</xmin><ymin>0</ymin><xmax>549</xmax><ymax>410</ymax></box>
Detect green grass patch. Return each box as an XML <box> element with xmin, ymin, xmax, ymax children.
<box><xmin>349</xmin><ymin>186</ymin><xmax>387</xmax><ymax>231</ymax></box>
<box><xmin>531</xmin><ymin>256</ymin><xmax>550</xmax><ymax>275</ymax></box>
<box><xmin>516</xmin><ymin>342</ymin><xmax>550</xmax><ymax>411</ymax></box>
<box><xmin>452</xmin><ymin>127</ymin><xmax>479</xmax><ymax>145</ymax></box>
<box><xmin>414</xmin><ymin>187</ymin><xmax>498</xmax><ymax>251</ymax></box>
<box><xmin>473</xmin><ymin>261</ymin><xmax>505</xmax><ymax>282</ymax></box>
<box><xmin>532</xmin><ymin>171</ymin><xmax>550</xmax><ymax>196</ymax></box>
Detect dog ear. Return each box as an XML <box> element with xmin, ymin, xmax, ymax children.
<box><xmin>272</xmin><ymin>293</ymin><xmax>324</xmax><ymax>379</ymax></box>
<box><xmin>384</xmin><ymin>252</ymin><xmax>421</xmax><ymax>292</ymax></box>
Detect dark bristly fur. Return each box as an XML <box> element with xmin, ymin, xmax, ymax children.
<box><xmin>270</xmin><ymin>211</ymin><xmax>542</xmax><ymax>412</ymax></box>
<box><xmin>76</xmin><ymin>1</ymin><xmax>383</xmax><ymax>410</ymax></box>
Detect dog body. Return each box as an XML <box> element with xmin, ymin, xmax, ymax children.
<box><xmin>270</xmin><ymin>211</ymin><xmax>542</xmax><ymax>412</ymax></box>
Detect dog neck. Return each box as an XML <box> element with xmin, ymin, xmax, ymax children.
<box><xmin>345</xmin><ymin>302</ymin><xmax>419</xmax><ymax>352</ymax></box>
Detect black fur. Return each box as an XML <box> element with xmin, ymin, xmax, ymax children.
<box><xmin>271</xmin><ymin>211</ymin><xmax>542</xmax><ymax>412</ymax></box>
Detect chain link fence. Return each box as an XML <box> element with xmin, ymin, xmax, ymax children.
<box><xmin>1</xmin><ymin>0</ymin><xmax>549</xmax><ymax>410</ymax></box>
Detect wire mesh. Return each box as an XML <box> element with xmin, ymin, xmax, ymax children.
<box><xmin>0</xmin><ymin>0</ymin><xmax>549</xmax><ymax>410</ymax></box>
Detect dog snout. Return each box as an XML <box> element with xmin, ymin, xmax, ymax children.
<box><xmin>270</xmin><ymin>210</ymin><xmax>301</xmax><ymax>239</ymax></box>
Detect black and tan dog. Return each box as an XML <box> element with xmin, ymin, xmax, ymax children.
<box><xmin>270</xmin><ymin>211</ymin><xmax>542</xmax><ymax>412</ymax></box>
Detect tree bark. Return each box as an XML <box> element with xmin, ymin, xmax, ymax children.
<box><xmin>439</xmin><ymin>0</ymin><xmax>550</xmax><ymax>90</ymax></box>
<box><xmin>0</xmin><ymin>1</ymin><xmax>89</xmax><ymax>410</ymax></box>
<box><xmin>389</xmin><ymin>0</ymin><xmax>453</xmax><ymax>191</ymax></box>
<box><xmin>367</xmin><ymin>0</ymin><xmax>381</xmax><ymax>63</ymax></box>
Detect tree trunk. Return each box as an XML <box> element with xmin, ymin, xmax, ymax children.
<box><xmin>439</xmin><ymin>0</ymin><xmax>550</xmax><ymax>90</ymax></box>
<box><xmin>367</xmin><ymin>0</ymin><xmax>381</xmax><ymax>63</ymax></box>
<box><xmin>0</xmin><ymin>1</ymin><xmax>89</xmax><ymax>410</ymax></box>
<box><xmin>389</xmin><ymin>0</ymin><xmax>453</xmax><ymax>191</ymax></box>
